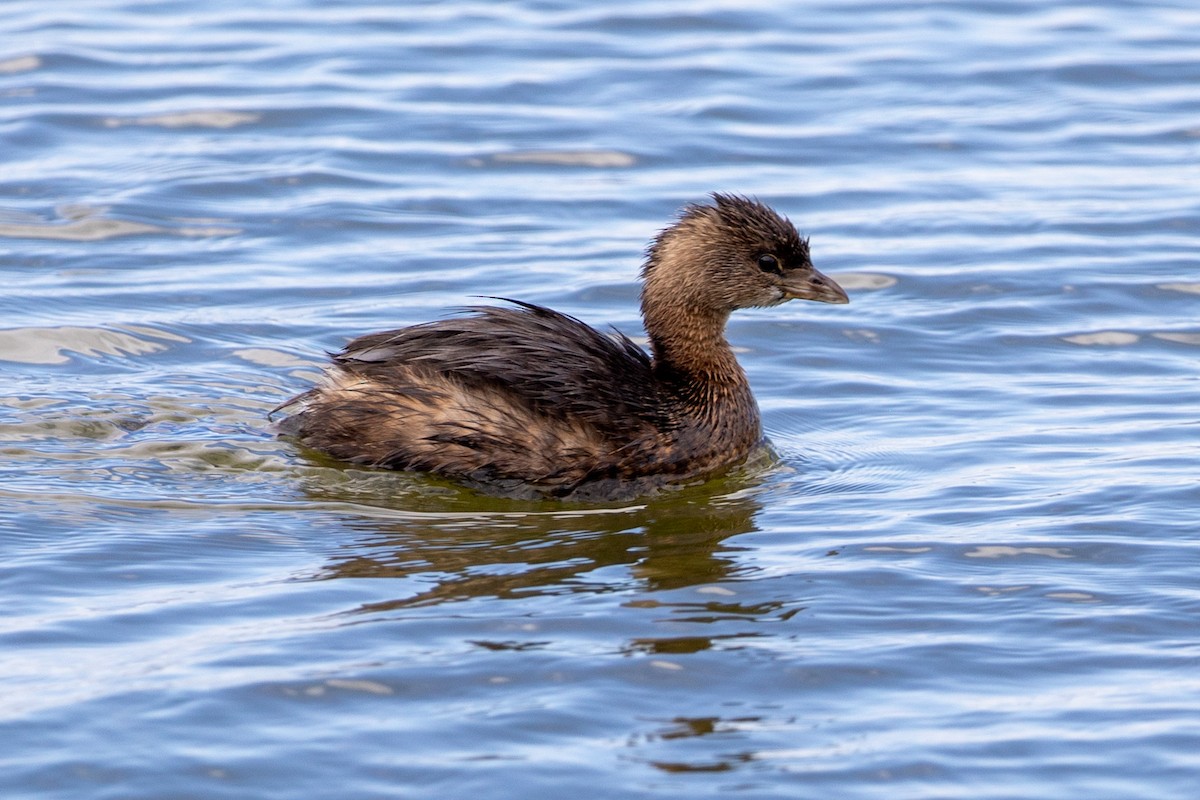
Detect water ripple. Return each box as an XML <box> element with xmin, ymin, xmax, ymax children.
<box><xmin>2</xmin><ymin>0</ymin><xmax>1199</xmax><ymax>797</ymax></box>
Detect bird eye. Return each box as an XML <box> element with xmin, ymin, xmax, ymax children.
<box><xmin>757</xmin><ymin>254</ymin><xmax>781</xmax><ymax>273</ymax></box>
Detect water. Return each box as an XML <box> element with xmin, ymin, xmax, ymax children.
<box><xmin>2</xmin><ymin>0</ymin><xmax>1199</xmax><ymax>797</ymax></box>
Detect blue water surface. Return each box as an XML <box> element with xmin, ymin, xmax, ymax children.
<box><xmin>2</xmin><ymin>1</ymin><xmax>1199</xmax><ymax>798</ymax></box>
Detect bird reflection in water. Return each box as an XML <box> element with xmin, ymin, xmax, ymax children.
<box><xmin>295</xmin><ymin>457</ymin><xmax>774</xmax><ymax>612</ymax></box>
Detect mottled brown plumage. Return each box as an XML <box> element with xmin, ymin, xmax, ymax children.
<box><xmin>273</xmin><ymin>194</ymin><xmax>848</xmax><ymax>500</ymax></box>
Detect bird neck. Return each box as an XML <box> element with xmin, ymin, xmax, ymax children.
<box><xmin>638</xmin><ymin>224</ymin><xmax>755</xmax><ymax>415</ymax></box>
<box><xmin>641</xmin><ymin>293</ymin><xmax>749</xmax><ymax>400</ymax></box>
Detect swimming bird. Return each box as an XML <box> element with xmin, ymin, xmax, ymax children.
<box><xmin>273</xmin><ymin>194</ymin><xmax>849</xmax><ymax>499</ymax></box>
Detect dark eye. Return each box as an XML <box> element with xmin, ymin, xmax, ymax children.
<box><xmin>757</xmin><ymin>254</ymin><xmax>781</xmax><ymax>273</ymax></box>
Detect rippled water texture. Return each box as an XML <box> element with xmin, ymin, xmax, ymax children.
<box><xmin>2</xmin><ymin>1</ymin><xmax>1199</xmax><ymax>797</ymax></box>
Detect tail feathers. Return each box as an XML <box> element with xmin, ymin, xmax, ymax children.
<box><xmin>268</xmin><ymin>389</ymin><xmax>316</xmax><ymax>435</ymax></box>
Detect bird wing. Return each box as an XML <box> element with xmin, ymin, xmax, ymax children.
<box><xmin>331</xmin><ymin>300</ymin><xmax>669</xmax><ymax>440</ymax></box>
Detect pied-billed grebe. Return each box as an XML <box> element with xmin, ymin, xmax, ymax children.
<box><xmin>274</xmin><ymin>194</ymin><xmax>848</xmax><ymax>500</ymax></box>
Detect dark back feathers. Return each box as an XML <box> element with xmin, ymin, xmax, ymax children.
<box><xmin>333</xmin><ymin>300</ymin><xmax>670</xmax><ymax>440</ymax></box>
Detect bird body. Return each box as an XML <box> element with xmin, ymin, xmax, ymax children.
<box><xmin>274</xmin><ymin>195</ymin><xmax>848</xmax><ymax>499</ymax></box>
